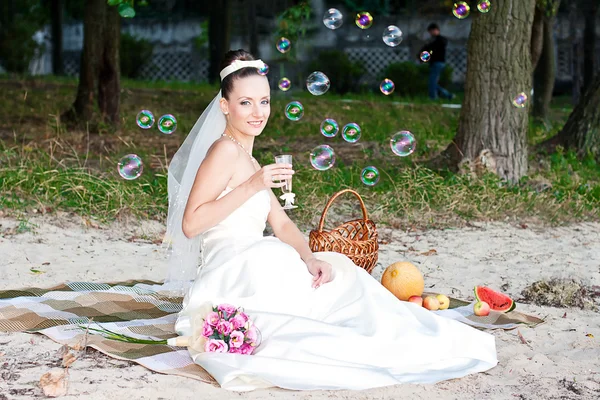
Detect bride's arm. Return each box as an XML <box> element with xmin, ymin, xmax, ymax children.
<box><xmin>182</xmin><ymin>140</ymin><xmax>256</xmax><ymax>238</ymax></box>
<box><xmin>267</xmin><ymin>195</ymin><xmax>333</xmax><ymax>288</ymax></box>
<box><xmin>266</xmin><ymin>192</ymin><xmax>315</xmax><ymax>263</ymax></box>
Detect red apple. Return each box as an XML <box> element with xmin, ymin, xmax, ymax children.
<box><xmin>407</xmin><ymin>296</ymin><xmax>423</xmax><ymax>307</ymax></box>
<box><xmin>473</xmin><ymin>301</ymin><xmax>491</xmax><ymax>316</ymax></box>
<box><xmin>423</xmin><ymin>296</ymin><xmax>440</xmax><ymax>311</ymax></box>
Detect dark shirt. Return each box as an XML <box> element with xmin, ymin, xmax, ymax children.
<box><xmin>419</xmin><ymin>35</ymin><xmax>447</xmax><ymax>63</ymax></box>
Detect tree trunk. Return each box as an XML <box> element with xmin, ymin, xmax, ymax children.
<box><xmin>208</xmin><ymin>0</ymin><xmax>232</xmax><ymax>83</ymax></box>
<box><xmin>440</xmin><ymin>0</ymin><xmax>536</xmax><ymax>183</ymax></box>
<box><xmin>98</xmin><ymin>5</ymin><xmax>120</xmax><ymax>125</ymax></box>
<box><xmin>63</xmin><ymin>0</ymin><xmax>121</xmax><ymax>127</ymax></box>
<box><xmin>569</xmin><ymin>1</ymin><xmax>583</xmax><ymax>105</ymax></box>
<box><xmin>532</xmin><ymin>16</ymin><xmax>557</xmax><ymax>121</ymax></box>
<box><xmin>539</xmin><ymin>72</ymin><xmax>600</xmax><ymax>156</ymax></box>
<box><xmin>582</xmin><ymin>0</ymin><xmax>598</xmax><ymax>88</ymax></box>
<box><xmin>247</xmin><ymin>0</ymin><xmax>259</xmax><ymax>57</ymax></box>
<box><xmin>50</xmin><ymin>0</ymin><xmax>64</xmax><ymax>75</ymax></box>
<box><xmin>530</xmin><ymin>5</ymin><xmax>544</xmax><ymax>70</ymax></box>
<box><xmin>67</xmin><ymin>0</ymin><xmax>106</xmax><ymax>122</ymax></box>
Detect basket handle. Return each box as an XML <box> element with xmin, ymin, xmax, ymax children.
<box><xmin>317</xmin><ymin>189</ymin><xmax>370</xmax><ymax>232</ymax></box>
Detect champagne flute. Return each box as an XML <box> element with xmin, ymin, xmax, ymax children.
<box><xmin>274</xmin><ymin>154</ymin><xmax>297</xmax><ymax>209</ymax></box>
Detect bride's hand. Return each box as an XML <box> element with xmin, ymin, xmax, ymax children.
<box><xmin>306</xmin><ymin>258</ymin><xmax>333</xmax><ymax>289</ymax></box>
<box><xmin>247</xmin><ymin>163</ymin><xmax>294</xmax><ymax>192</ymax></box>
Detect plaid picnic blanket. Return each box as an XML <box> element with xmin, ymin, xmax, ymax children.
<box><xmin>0</xmin><ymin>281</ymin><xmax>543</xmax><ymax>383</ymax></box>
<box><xmin>0</xmin><ymin>280</ymin><xmax>217</xmax><ymax>384</ymax></box>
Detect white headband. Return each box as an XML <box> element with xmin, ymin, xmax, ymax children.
<box><xmin>219</xmin><ymin>59</ymin><xmax>266</xmax><ymax>81</ymax></box>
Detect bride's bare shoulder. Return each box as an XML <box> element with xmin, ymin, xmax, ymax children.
<box><xmin>205</xmin><ymin>137</ymin><xmax>240</xmax><ymax>161</ymax></box>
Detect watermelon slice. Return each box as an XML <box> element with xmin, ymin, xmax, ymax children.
<box><xmin>474</xmin><ymin>286</ymin><xmax>515</xmax><ymax>312</ymax></box>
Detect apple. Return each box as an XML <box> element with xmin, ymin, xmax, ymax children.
<box><xmin>423</xmin><ymin>296</ymin><xmax>440</xmax><ymax>311</ymax></box>
<box><xmin>436</xmin><ymin>294</ymin><xmax>450</xmax><ymax>310</ymax></box>
<box><xmin>473</xmin><ymin>301</ymin><xmax>491</xmax><ymax>316</ymax></box>
<box><xmin>407</xmin><ymin>296</ymin><xmax>423</xmax><ymax>307</ymax></box>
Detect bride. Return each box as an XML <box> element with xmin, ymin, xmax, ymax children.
<box><xmin>163</xmin><ymin>49</ymin><xmax>498</xmax><ymax>392</ymax></box>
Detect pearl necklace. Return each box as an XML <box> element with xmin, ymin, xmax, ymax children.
<box><xmin>221</xmin><ymin>132</ymin><xmax>256</xmax><ymax>162</ymax></box>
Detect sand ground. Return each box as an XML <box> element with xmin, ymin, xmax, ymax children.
<box><xmin>1</xmin><ymin>214</ymin><xmax>599</xmax><ymax>399</ymax></box>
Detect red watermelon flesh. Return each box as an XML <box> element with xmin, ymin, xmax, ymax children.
<box><xmin>474</xmin><ymin>286</ymin><xmax>515</xmax><ymax>312</ymax></box>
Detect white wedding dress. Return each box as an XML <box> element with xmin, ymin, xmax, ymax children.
<box><xmin>175</xmin><ymin>187</ymin><xmax>498</xmax><ymax>391</ymax></box>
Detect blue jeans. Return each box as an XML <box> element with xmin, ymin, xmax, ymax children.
<box><xmin>428</xmin><ymin>62</ymin><xmax>452</xmax><ymax>100</ymax></box>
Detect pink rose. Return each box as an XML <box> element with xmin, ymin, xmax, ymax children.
<box><xmin>244</xmin><ymin>325</ymin><xmax>259</xmax><ymax>346</ymax></box>
<box><xmin>230</xmin><ymin>314</ymin><xmax>246</xmax><ymax>330</ymax></box>
<box><xmin>201</xmin><ymin>321</ymin><xmax>214</xmax><ymax>337</ymax></box>
<box><xmin>204</xmin><ymin>339</ymin><xmax>227</xmax><ymax>353</ymax></box>
<box><xmin>228</xmin><ymin>346</ymin><xmax>241</xmax><ymax>354</ymax></box>
<box><xmin>229</xmin><ymin>330</ymin><xmax>245</xmax><ymax>348</ymax></box>
<box><xmin>217</xmin><ymin>320</ymin><xmax>233</xmax><ymax>336</ymax></box>
<box><xmin>206</xmin><ymin>312</ymin><xmax>220</xmax><ymax>327</ymax></box>
<box><xmin>217</xmin><ymin>303</ymin><xmax>238</xmax><ymax>316</ymax></box>
<box><xmin>238</xmin><ymin>312</ymin><xmax>249</xmax><ymax>323</ymax></box>
<box><xmin>239</xmin><ymin>343</ymin><xmax>254</xmax><ymax>355</ymax></box>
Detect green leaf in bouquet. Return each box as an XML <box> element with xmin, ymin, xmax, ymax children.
<box><xmin>107</xmin><ymin>0</ymin><xmax>122</xmax><ymax>6</ymax></box>
<box><xmin>78</xmin><ymin>325</ymin><xmax>167</xmax><ymax>345</ymax></box>
<box><xmin>118</xmin><ymin>3</ymin><xmax>136</xmax><ymax>18</ymax></box>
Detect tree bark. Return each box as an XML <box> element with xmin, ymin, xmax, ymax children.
<box><xmin>440</xmin><ymin>0</ymin><xmax>536</xmax><ymax>183</ymax></box>
<box><xmin>50</xmin><ymin>0</ymin><xmax>64</xmax><ymax>75</ymax></box>
<box><xmin>208</xmin><ymin>0</ymin><xmax>232</xmax><ymax>83</ymax></box>
<box><xmin>63</xmin><ymin>0</ymin><xmax>121</xmax><ymax>127</ymax></box>
<box><xmin>582</xmin><ymin>0</ymin><xmax>598</xmax><ymax>88</ymax></box>
<box><xmin>530</xmin><ymin>6</ymin><xmax>544</xmax><ymax>70</ymax></box>
<box><xmin>68</xmin><ymin>0</ymin><xmax>106</xmax><ymax>122</ymax></box>
<box><xmin>532</xmin><ymin>16</ymin><xmax>557</xmax><ymax>121</ymax></box>
<box><xmin>539</xmin><ymin>71</ymin><xmax>600</xmax><ymax>156</ymax></box>
<box><xmin>247</xmin><ymin>0</ymin><xmax>259</xmax><ymax>57</ymax></box>
<box><xmin>569</xmin><ymin>1</ymin><xmax>583</xmax><ymax>105</ymax></box>
<box><xmin>98</xmin><ymin>6</ymin><xmax>120</xmax><ymax>125</ymax></box>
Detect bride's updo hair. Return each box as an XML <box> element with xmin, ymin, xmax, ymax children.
<box><xmin>220</xmin><ymin>49</ymin><xmax>261</xmax><ymax>100</ymax></box>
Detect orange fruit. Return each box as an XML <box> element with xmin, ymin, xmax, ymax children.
<box><xmin>381</xmin><ymin>261</ymin><xmax>424</xmax><ymax>301</ymax></box>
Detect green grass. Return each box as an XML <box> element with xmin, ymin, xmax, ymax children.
<box><xmin>1</xmin><ymin>75</ymin><xmax>599</xmax><ymax>229</ymax></box>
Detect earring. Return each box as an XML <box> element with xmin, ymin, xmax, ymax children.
<box><xmin>223</xmin><ymin>111</ymin><xmax>229</xmax><ymax>115</ymax></box>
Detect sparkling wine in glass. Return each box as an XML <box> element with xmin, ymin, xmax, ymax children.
<box><xmin>274</xmin><ymin>154</ymin><xmax>297</xmax><ymax>209</ymax></box>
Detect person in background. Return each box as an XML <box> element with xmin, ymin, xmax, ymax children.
<box><xmin>419</xmin><ymin>23</ymin><xmax>454</xmax><ymax>101</ymax></box>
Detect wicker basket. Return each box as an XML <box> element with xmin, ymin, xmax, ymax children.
<box><xmin>308</xmin><ymin>189</ymin><xmax>379</xmax><ymax>273</ymax></box>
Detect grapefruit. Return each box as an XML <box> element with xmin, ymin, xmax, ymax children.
<box><xmin>381</xmin><ymin>261</ymin><xmax>424</xmax><ymax>301</ymax></box>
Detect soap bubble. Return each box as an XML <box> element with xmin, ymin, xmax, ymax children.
<box><xmin>310</xmin><ymin>145</ymin><xmax>336</xmax><ymax>171</ymax></box>
<box><xmin>390</xmin><ymin>131</ymin><xmax>417</xmax><ymax>157</ymax></box>
<box><xmin>257</xmin><ymin>64</ymin><xmax>269</xmax><ymax>75</ymax></box>
<box><xmin>118</xmin><ymin>154</ymin><xmax>144</xmax><ymax>180</ymax></box>
<box><xmin>342</xmin><ymin>123</ymin><xmax>362</xmax><ymax>143</ymax></box>
<box><xmin>420</xmin><ymin>51</ymin><xmax>431</xmax><ymax>62</ymax></box>
<box><xmin>361</xmin><ymin>166</ymin><xmax>380</xmax><ymax>186</ymax></box>
<box><xmin>512</xmin><ymin>92</ymin><xmax>528</xmax><ymax>108</ymax></box>
<box><xmin>453</xmin><ymin>2</ymin><xmax>470</xmax><ymax>19</ymax></box>
<box><xmin>380</xmin><ymin>79</ymin><xmax>395</xmax><ymax>95</ymax></box>
<box><xmin>136</xmin><ymin>110</ymin><xmax>154</xmax><ymax>129</ymax></box>
<box><xmin>285</xmin><ymin>101</ymin><xmax>304</xmax><ymax>121</ymax></box>
<box><xmin>382</xmin><ymin>25</ymin><xmax>403</xmax><ymax>47</ymax></box>
<box><xmin>320</xmin><ymin>119</ymin><xmax>339</xmax><ymax>138</ymax></box>
<box><xmin>278</xmin><ymin>77</ymin><xmax>291</xmax><ymax>91</ymax></box>
<box><xmin>323</xmin><ymin>8</ymin><xmax>343</xmax><ymax>30</ymax></box>
<box><xmin>276</xmin><ymin>37</ymin><xmax>291</xmax><ymax>53</ymax></box>
<box><xmin>157</xmin><ymin>114</ymin><xmax>177</xmax><ymax>134</ymax></box>
<box><xmin>477</xmin><ymin>0</ymin><xmax>491</xmax><ymax>13</ymax></box>
<box><xmin>306</xmin><ymin>71</ymin><xmax>330</xmax><ymax>96</ymax></box>
<box><xmin>355</xmin><ymin>12</ymin><xmax>373</xmax><ymax>29</ymax></box>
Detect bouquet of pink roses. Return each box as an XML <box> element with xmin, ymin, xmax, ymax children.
<box><xmin>168</xmin><ymin>303</ymin><xmax>261</xmax><ymax>355</ymax></box>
